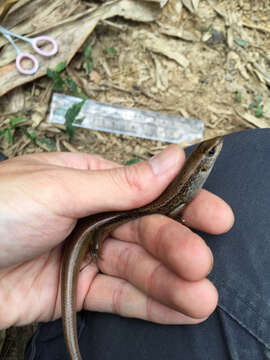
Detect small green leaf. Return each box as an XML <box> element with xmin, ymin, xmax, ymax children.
<box><xmin>106</xmin><ymin>47</ymin><xmax>117</xmax><ymax>54</ymax></box>
<box><xmin>236</xmin><ymin>92</ymin><xmax>242</xmax><ymax>103</ymax></box>
<box><xmin>255</xmin><ymin>106</ymin><xmax>263</xmax><ymax>118</ymax></box>
<box><xmin>87</xmin><ymin>61</ymin><xmax>93</xmax><ymax>74</ymax></box>
<box><xmin>46</xmin><ymin>68</ymin><xmax>54</xmax><ymax>79</ymax></box>
<box><xmin>65</xmin><ymin>121</ymin><xmax>74</xmax><ymax>138</ymax></box>
<box><xmin>0</xmin><ymin>128</ymin><xmax>12</xmax><ymax>144</ymax></box>
<box><xmin>65</xmin><ymin>101</ymin><xmax>86</xmax><ymax>122</ymax></box>
<box><xmin>55</xmin><ymin>61</ymin><xmax>67</xmax><ymax>73</ymax></box>
<box><xmin>66</xmin><ymin>78</ymin><xmax>78</xmax><ymax>94</ymax></box>
<box><xmin>84</xmin><ymin>44</ymin><xmax>92</xmax><ymax>59</ymax></box>
<box><xmin>249</xmin><ymin>101</ymin><xmax>257</xmax><ymax>109</ymax></box>
<box><xmin>37</xmin><ymin>137</ymin><xmax>57</xmax><ymax>152</ymax></box>
<box><xmin>47</xmin><ymin>68</ymin><xmax>64</xmax><ymax>91</ymax></box>
<box><xmin>64</xmin><ymin>100</ymin><xmax>86</xmax><ymax>138</ymax></box>
<box><xmin>124</xmin><ymin>158</ymin><xmax>141</xmax><ymax>166</ymax></box>
<box><xmin>52</xmin><ymin>78</ymin><xmax>64</xmax><ymax>91</ymax></box>
<box><xmin>234</xmin><ymin>39</ymin><xmax>248</xmax><ymax>48</ymax></box>
<box><xmin>46</xmin><ymin>68</ymin><xmax>58</xmax><ymax>80</ymax></box>
<box><xmin>23</xmin><ymin>127</ymin><xmax>36</xmax><ymax>141</ymax></box>
<box><xmin>9</xmin><ymin>117</ymin><xmax>26</xmax><ymax>128</ymax></box>
<box><xmin>249</xmin><ymin>96</ymin><xmax>263</xmax><ymax>111</ymax></box>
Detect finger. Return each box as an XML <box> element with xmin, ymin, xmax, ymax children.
<box><xmin>84</xmin><ymin>273</ymin><xmax>211</xmax><ymax>324</ymax></box>
<box><xmin>112</xmin><ymin>189</ymin><xmax>233</xmax><ymax>242</ymax></box>
<box><xmin>6</xmin><ymin>145</ymin><xmax>185</xmax><ymax>219</ymax></box>
<box><xmin>73</xmin><ymin>145</ymin><xmax>185</xmax><ymax>215</ymax></box>
<box><xmin>110</xmin><ymin>216</ymin><xmax>213</xmax><ymax>281</ymax></box>
<box><xmin>50</xmin><ymin>145</ymin><xmax>185</xmax><ymax>218</ymax></box>
<box><xmin>99</xmin><ymin>239</ymin><xmax>218</xmax><ymax>319</ymax></box>
<box><xmin>181</xmin><ymin>189</ymin><xmax>234</xmax><ymax>234</ymax></box>
<box><xmin>12</xmin><ymin>151</ymin><xmax>120</xmax><ymax>171</ymax></box>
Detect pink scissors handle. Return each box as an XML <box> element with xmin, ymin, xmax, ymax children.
<box><xmin>32</xmin><ymin>36</ymin><xmax>58</xmax><ymax>56</ymax></box>
<box><xmin>16</xmin><ymin>53</ymin><xmax>38</xmax><ymax>75</ymax></box>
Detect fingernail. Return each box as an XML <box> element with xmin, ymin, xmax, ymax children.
<box><xmin>148</xmin><ymin>145</ymin><xmax>179</xmax><ymax>175</ymax></box>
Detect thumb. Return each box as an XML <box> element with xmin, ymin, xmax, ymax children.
<box><xmin>66</xmin><ymin>145</ymin><xmax>186</xmax><ymax>218</ymax></box>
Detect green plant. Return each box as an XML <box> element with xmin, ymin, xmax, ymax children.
<box><xmin>47</xmin><ymin>61</ymin><xmax>87</xmax><ymax>99</ymax></box>
<box><xmin>64</xmin><ymin>100</ymin><xmax>86</xmax><ymax>139</ymax></box>
<box><xmin>124</xmin><ymin>158</ymin><xmax>140</xmax><ymax>166</ymax></box>
<box><xmin>47</xmin><ymin>61</ymin><xmax>89</xmax><ymax>138</ymax></box>
<box><xmin>105</xmin><ymin>47</ymin><xmax>117</xmax><ymax>55</ymax></box>
<box><xmin>236</xmin><ymin>92</ymin><xmax>242</xmax><ymax>103</ymax></box>
<box><xmin>249</xmin><ymin>96</ymin><xmax>263</xmax><ymax>118</ymax></box>
<box><xmin>0</xmin><ymin>117</ymin><xmax>27</xmax><ymax>145</ymax></box>
<box><xmin>84</xmin><ymin>43</ymin><xmax>93</xmax><ymax>74</ymax></box>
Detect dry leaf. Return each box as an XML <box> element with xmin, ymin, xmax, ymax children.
<box><xmin>143</xmin><ymin>0</ymin><xmax>168</xmax><ymax>5</ymax></box>
<box><xmin>206</xmin><ymin>0</ymin><xmax>227</xmax><ymax>19</ymax></box>
<box><xmin>6</xmin><ymin>87</ymin><xmax>25</xmax><ymax>112</ymax></box>
<box><xmin>0</xmin><ymin>0</ymin><xmax>162</xmax><ymax>96</ymax></box>
<box><xmin>0</xmin><ymin>0</ymin><xmax>18</xmax><ymax>21</ymax></box>
<box><xmin>152</xmin><ymin>54</ymin><xmax>169</xmax><ymax>91</ymax></box>
<box><xmin>159</xmin><ymin>24</ymin><xmax>200</xmax><ymax>42</ymax></box>
<box><xmin>142</xmin><ymin>31</ymin><xmax>189</xmax><ymax>68</ymax></box>
<box><xmin>181</xmin><ymin>0</ymin><xmax>199</xmax><ymax>13</ymax></box>
<box><xmin>237</xmin><ymin>111</ymin><xmax>269</xmax><ymax>128</ymax></box>
<box><xmin>192</xmin><ymin>0</ymin><xmax>199</xmax><ymax>10</ymax></box>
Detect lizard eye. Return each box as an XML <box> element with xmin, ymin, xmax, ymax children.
<box><xmin>208</xmin><ymin>147</ymin><xmax>216</xmax><ymax>156</ymax></box>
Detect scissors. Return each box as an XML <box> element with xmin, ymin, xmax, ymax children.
<box><xmin>0</xmin><ymin>26</ymin><xmax>58</xmax><ymax>75</ymax></box>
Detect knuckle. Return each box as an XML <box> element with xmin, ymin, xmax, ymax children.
<box><xmin>151</xmin><ymin>221</ymin><xmax>169</xmax><ymax>258</ymax></box>
<box><xmin>121</xmin><ymin>163</ymin><xmax>145</xmax><ymax>193</ymax></box>
<box><xmin>145</xmin><ymin>262</ymin><xmax>163</xmax><ymax>294</ymax></box>
<box><xmin>116</xmin><ymin>244</ymin><xmax>135</xmax><ymax>276</ymax></box>
<box><xmin>145</xmin><ymin>295</ymin><xmax>155</xmax><ymax>322</ymax></box>
<box><xmin>109</xmin><ymin>163</ymin><xmax>151</xmax><ymax>208</ymax></box>
<box><xmin>111</xmin><ymin>280</ymin><xmax>126</xmax><ymax>315</ymax></box>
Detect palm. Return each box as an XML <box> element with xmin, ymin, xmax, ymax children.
<box><xmin>0</xmin><ymin>148</ymin><xmax>234</xmax><ymax>329</ymax></box>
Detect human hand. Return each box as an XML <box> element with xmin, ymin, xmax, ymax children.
<box><xmin>0</xmin><ymin>145</ymin><xmax>234</xmax><ymax>329</ymax></box>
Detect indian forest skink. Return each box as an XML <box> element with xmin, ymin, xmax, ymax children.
<box><xmin>61</xmin><ymin>136</ymin><xmax>223</xmax><ymax>360</ymax></box>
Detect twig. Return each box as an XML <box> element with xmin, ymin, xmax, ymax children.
<box><xmin>100</xmin><ymin>19</ymin><xmax>127</xmax><ymax>30</ymax></box>
<box><xmin>62</xmin><ymin>140</ymin><xmax>79</xmax><ymax>153</ymax></box>
<box><xmin>242</xmin><ymin>22</ymin><xmax>270</xmax><ymax>34</ymax></box>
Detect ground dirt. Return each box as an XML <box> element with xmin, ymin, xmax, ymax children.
<box><xmin>0</xmin><ymin>0</ymin><xmax>269</xmax><ymax>358</ymax></box>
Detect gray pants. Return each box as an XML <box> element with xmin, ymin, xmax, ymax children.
<box><xmin>23</xmin><ymin>129</ymin><xmax>270</xmax><ymax>359</ymax></box>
